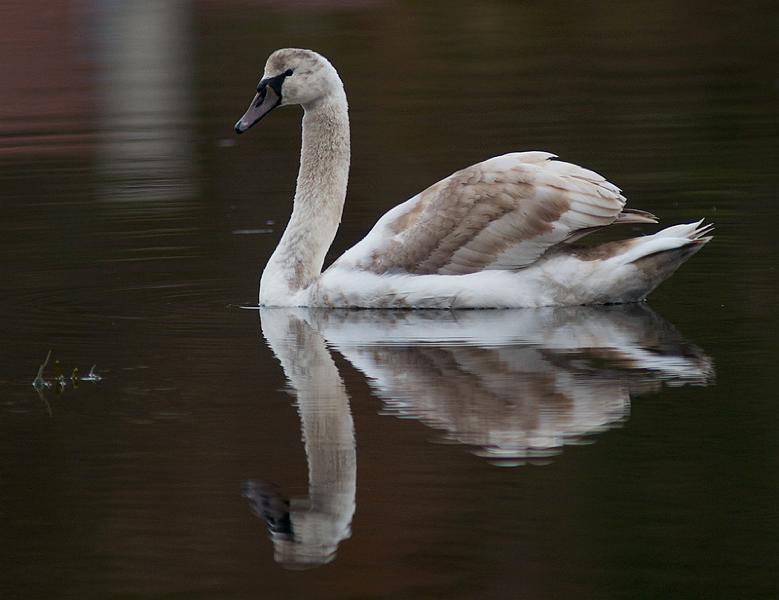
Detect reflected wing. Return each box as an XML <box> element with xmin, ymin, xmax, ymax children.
<box><xmin>333</xmin><ymin>152</ymin><xmax>655</xmax><ymax>275</ymax></box>
<box><xmin>333</xmin><ymin>335</ymin><xmax>632</xmax><ymax>462</ymax></box>
<box><xmin>306</xmin><ymin>305</ymin><xmax>713</xmax><ymax>463</ymax></box>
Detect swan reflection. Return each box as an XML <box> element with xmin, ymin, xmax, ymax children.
<box><xmin>248</xmin><ymin>304</ymin><xmax>712</xmax><ymax>566</ymax></box>
<box><xmin>245</xmin><ymin>309</ymin><xmax>356</xmax><ymax>569</ymax></box>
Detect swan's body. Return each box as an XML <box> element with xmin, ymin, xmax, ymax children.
<box><xmin>236</xmin><ymin>48</ymin><xmax>711</xmax><ymax>309</ymax></box>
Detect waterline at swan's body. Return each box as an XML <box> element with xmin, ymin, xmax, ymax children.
<box><xmin>292</xmin><ymin>222</ymin><xmax>709</xmax><ymax>309</ymax></box>
<box><xmin>235</xmin><ymin>49</ymin><xmax>711</xmax><ymax>309</ymax></box>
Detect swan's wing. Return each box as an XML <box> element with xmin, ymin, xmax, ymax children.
<box><xmin>334</xmin><ymin>152</ymin><xmax>653</xmax><ymax>275</ymax></box>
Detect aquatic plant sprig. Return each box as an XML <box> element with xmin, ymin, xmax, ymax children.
<box><xmin>32</xmin><ymin>350</ymin><xmax>103</xmax><ymax>394</ymax></box>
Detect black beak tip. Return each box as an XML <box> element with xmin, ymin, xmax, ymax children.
<box><xmin>234</xmin><ymin>122</ymin><xmax>245</xmax><ymax>135</ymax></box>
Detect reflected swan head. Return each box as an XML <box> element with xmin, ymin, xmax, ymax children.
<box><xmin>243</xmin><ymin>479</ymin><xmax>346</xmax><ymax>569</ymax></box>
<box><xmin>235</xmin><ymin>48</ymin><xmax>344</xmax><ymax>133</ymax></box>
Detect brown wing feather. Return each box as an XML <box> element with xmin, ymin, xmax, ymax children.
<box><xmin>342</xmin><ymin>152</ymin><xmax>644</xmax><ymax>276</ymax></box>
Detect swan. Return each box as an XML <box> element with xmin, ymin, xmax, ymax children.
<box><xmin>235</xmin><ymin>48</ymin><xmax>712</xmax><ymax>309</ymax></box>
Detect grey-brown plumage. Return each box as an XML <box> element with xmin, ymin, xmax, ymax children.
<box><xmin>344</xmin><ymin>152</ymin><xmax>658</xmax><ymax>276</ymax></box>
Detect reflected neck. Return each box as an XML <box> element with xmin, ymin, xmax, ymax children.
<box><xmin>260</xmin><ymin>93</ymin><xmax>350</xmax><ymax>306</ymax></box>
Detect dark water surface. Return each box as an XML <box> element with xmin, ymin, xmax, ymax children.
<box><xmin>1</xmin><ymin>1</ymin><xmax>778</xmax><ymax>598</ymax></box>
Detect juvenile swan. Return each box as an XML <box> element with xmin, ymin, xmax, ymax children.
<box><xmin>235</xmin><ymin>48</ymin><xmax>712</xmax><ymax>308</ymax></box>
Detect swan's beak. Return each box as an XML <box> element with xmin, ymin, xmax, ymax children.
<box><xmin>235</xmin><ymin>85</ymin><xmax>281</xmax><ymax>134</ymax></box>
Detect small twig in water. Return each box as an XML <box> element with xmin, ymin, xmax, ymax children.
<box><xmin>82</xmin><ymin>365</ymin><xmax>102</xmax><ymax>382</ymax></box>
<box><xmin>32</xmin><ymin>351</ymin><xmax>103</xmax><ymax>401</ymax></box>
<box><xmin>32</xmin><ymin>350</ymin><xmax>52</xmax><ymax>390</ymax></box>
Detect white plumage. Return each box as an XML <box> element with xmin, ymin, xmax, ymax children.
<box><xmin>236</xmin><ymin>48</ymin><xmax>711</xmax><ymax>308</ymax></box>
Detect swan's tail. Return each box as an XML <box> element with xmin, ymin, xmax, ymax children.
<box><xmin>616</xmin><ymin>220</ymin><xmax>712</xmax><ymax>263</ymax></box>
<box><xmin>616</xmin><ymin>220</ymin><xmax>713</xmax><ymax>297</ymax></box>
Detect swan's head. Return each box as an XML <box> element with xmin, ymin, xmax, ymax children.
<box><xmin>235</xmin><ymin>48</ymin><xmax>343</xmax><ymax>134</ymax></box>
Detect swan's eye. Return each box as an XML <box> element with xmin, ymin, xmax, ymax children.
<box><xmin>284</xmin><ymin>69</ymin><xmax>294</xmax><ymax>77</ymax></box>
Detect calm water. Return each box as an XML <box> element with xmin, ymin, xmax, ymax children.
<box><xmin>1</xmin><ymin>1</ymin><xmax>778</xmax><ymax>598</ymax></box>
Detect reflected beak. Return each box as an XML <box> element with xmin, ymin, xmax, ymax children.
<box><xmin>235</xmin><ymin>85</ymin><xmax>281</xmax><ymax>134</ymax></box>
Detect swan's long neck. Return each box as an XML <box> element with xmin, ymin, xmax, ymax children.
<box><xmin>260</xmin><ymin>92</ymin><xmax>350</xmax><ymax>305</ymax></box>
